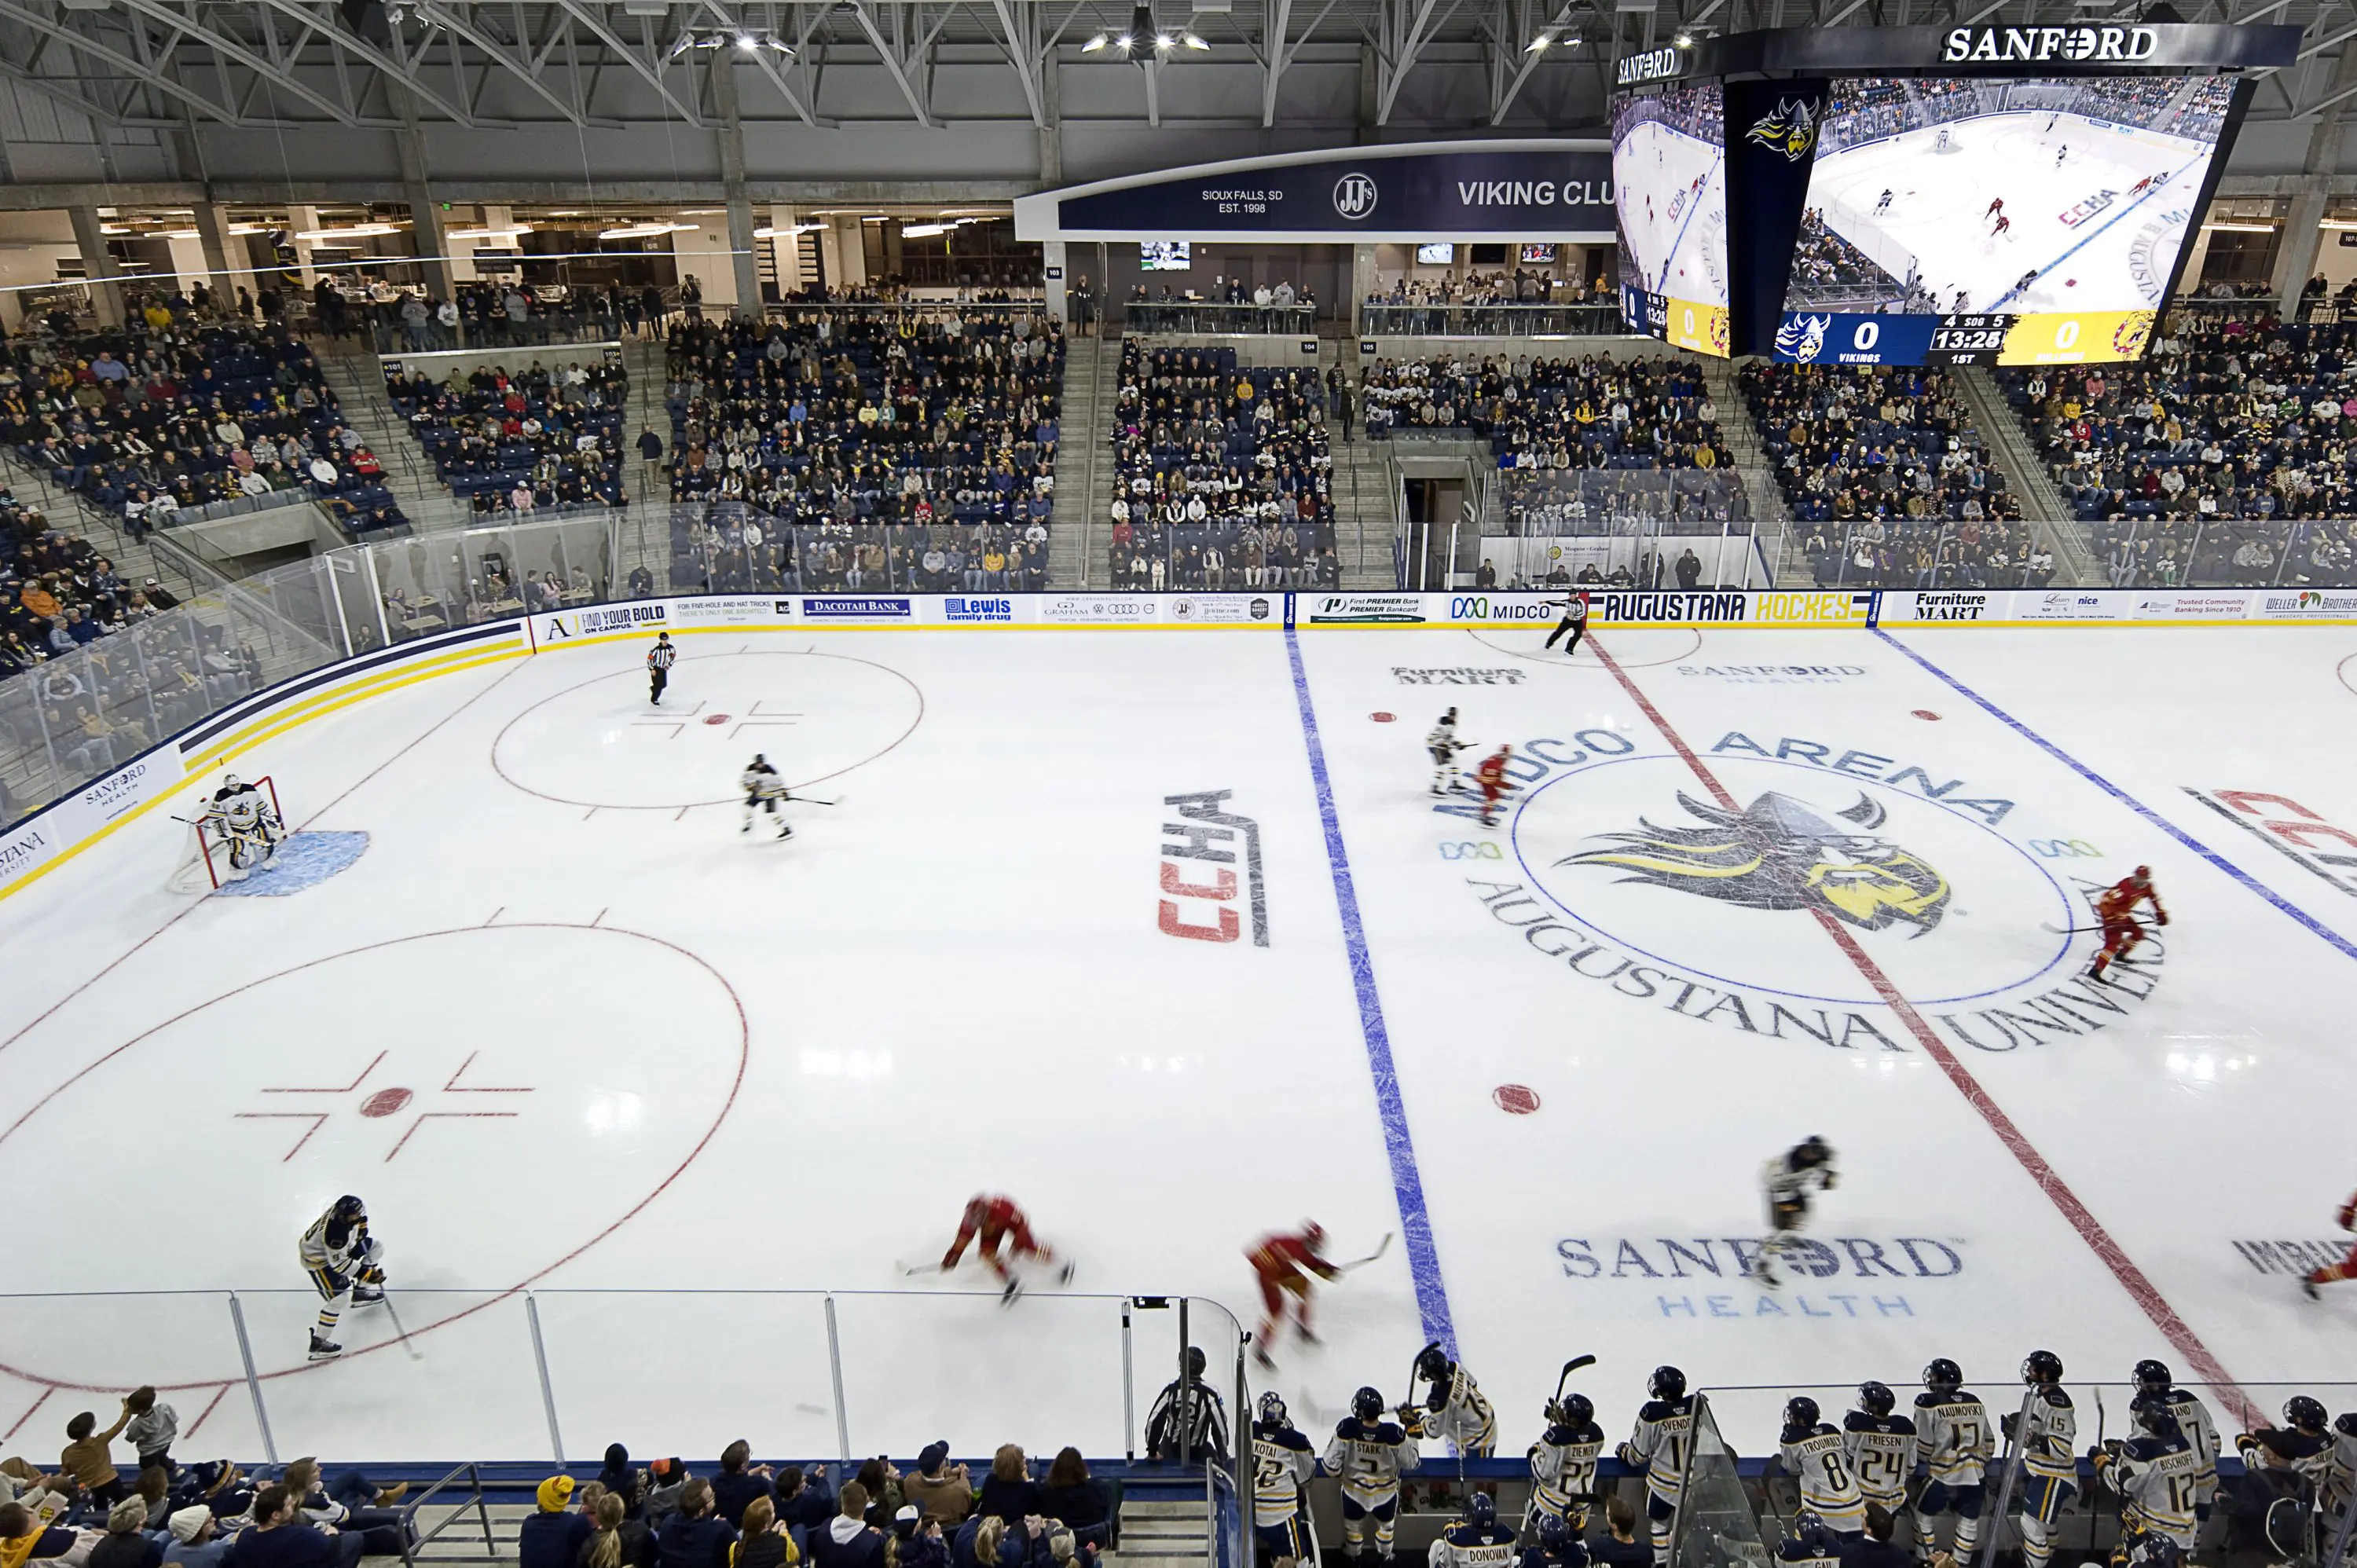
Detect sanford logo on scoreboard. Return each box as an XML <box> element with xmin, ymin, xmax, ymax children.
<box><xmin>1941</xmin><ymin>24</ymin><xmax>2158</xmax><ymax>60</ymax></box>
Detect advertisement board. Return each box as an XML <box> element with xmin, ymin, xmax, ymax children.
<box><xmin>0</xmin><ymin>752</ymin><xmax>183</xmax><ymax>892</ymax></box>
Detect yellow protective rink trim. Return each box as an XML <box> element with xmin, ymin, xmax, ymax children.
<box><xmin>0</xmin><ymin>641</ymin><xmax>526</xmax><ymax>906</ymax></box>
<box><xmin>182</xmin><ymin>643</ymin><xmax>526</xmax><ymax>777</ymax></box>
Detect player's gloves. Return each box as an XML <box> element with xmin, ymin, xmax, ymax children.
<box><xmin>1822</xmin><ymin>1171</ymin><xmax>1839</xmax><ymax>1190</ymax></box>
<box><xmin>2156</xmin><ymin>910</ymin><xmax>2169</xmax><ymax>925</ymax></box>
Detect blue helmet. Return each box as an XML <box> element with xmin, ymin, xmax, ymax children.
<box><xmin>1465</xmin><ymin>1493</ymin><xmax>1496</xmax><ymax>1530</ymax></box>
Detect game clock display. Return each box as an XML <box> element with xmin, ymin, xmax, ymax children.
<box><xmin>1927</xmin><ymin>314</ymin><xmax>2012</xmax><ymax>360</ymax></box>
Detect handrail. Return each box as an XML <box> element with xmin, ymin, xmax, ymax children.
<box><xmin>399</xmin><ymin>1461</ymin><xmax>500</xmax><ymax>1567</ymax></box>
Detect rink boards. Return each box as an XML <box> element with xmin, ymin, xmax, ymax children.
<box><xmin>5</xmin><ymin>584</ymin><xmax>2349</xmax><ymax>899</ymax></box>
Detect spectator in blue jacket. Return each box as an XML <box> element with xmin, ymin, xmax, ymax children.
<box><xmin>521</xmin><ymin>1475</ymin><xmax>595</xmax><ymax>1568</ymax></box>
<box><xmin>163</xmin><ymin>1507</ymin><xmax>233</xmax><ymax>1568</ymax></box>
<box><xmin>974</xmin><ymin>1451</ymin><xmax>1039</xmax><ymax>1530</ymax></box>
<box><xmin>806</xmin><ymin>1483</ymin><xmax>885</xmax><ymax>1568</ymax></box>
<box><xmin>774</xmin><ymin>1467</ymin><xmax>834</xmax><ymax>1536</ymax></box>
<box><xmin>231</xmin><ymin>1484</ymin><xmax>363</xmax><ymax>1568</ymax></box>
<box><xmin>711</xmin><ymin>1446</ymin><xmax>774</xmax><ymax>1531</ymax></box>
<box><xmin>597</xmin><ymin>1447</ymin><xmax>645</xmax><ymax>1520</ymax></box>
<box><xmin>656</xmin><ymin>1478</ymin><xmax>735</xmax><ymax>1568</ymax></box>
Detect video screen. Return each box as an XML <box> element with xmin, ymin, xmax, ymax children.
<box><xmin>1139</xmin><ymin>240</ymin><xmax>1191</xmax><ymax>272</ymax></box>
<box><xmin>1415</xmin><ymin>243</ymin><xmax>1456</xmax><ymax>265</ymax></box>
<box><xmin>1613</xmin><ymin>80</ymin><xmax>1729</xmax><ymax>356</ymax></box>
<box><xmin>1519</xmin><ymin>243</ymin><xmax>1559</xmax><ymax>264</ymax></box>
<box><xmin>1775</xmin><ymin>76</ymin><xmax>2237</xmax><ymax>365</ymax></box>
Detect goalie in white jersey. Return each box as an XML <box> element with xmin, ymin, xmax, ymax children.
<box><xmin>1428</xmin><ymin>709</ymin><xmax>1470</xmax><ymax>796</ymax></box>
<box><xmin>1527</xmin><ymin>1391</ymin><xmax>1606</xmax><ymax>1534</ymax></box>
<box><xmin>206</xmin><ymin>775</ymin><xmax>284</xmax><ymax>879</ymax></box>
<box><xmin>1251</xmin><ymin>1392</ymin><xmax>1317</xmax><ymax>1566</ymax></box>
<box><xmin>1748</xmin><ymin>1136</ymin><xmax>1836</xmax><ymax>1287</ymax></box>
<box><xmin>1773</xmin><ymin>1397</ymin><xmax>1868</xmax><ymax>1538</ymax></box>
<box><xmin>2005</xmin><ymin>1351</ymin><xmax>2079</xmax><ymax>1568</ymax></box>
<box><xmin>741</xmin><ymin>754</ymin><xmax>793</xmax><ymax>839</ymax></box>
<box><xmin>1323</xmin><ymin>1387</ymin><xmax>1419</xmax><ymax>1564</ymax></box>
<box><xmin>1403</xmin><ymin>1343</ymin><xmax>1497</xmax><ymax>1456</ymax></box>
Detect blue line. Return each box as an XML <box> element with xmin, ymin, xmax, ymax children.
<box><xmin>1875</xmin><ymin>628</ymin><xmax>2357</xmax><ymax>964</ymax></box>
<box><xmin>1992</xmin><ymin>152</ymin><xmax>2202</xmax><ymax>312</ymax></box>
<box><xmin>1281</xmin><ymin>627</ymin><xmax>1457</xmax><ymax>1355</ymax></box>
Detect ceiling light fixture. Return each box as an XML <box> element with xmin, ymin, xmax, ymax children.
<box><xmin>295</xmin><ymin>222</ymin><xmax>400</xmax><ymax>240</ymax></box>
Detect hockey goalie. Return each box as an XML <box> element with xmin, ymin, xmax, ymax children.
<box><xmin>169</xmin><ymin>774</ymin><xmax>285</xmax><ymax>890</ymax></box>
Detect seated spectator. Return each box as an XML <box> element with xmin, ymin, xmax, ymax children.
<box><xmin>1036</xmin><ymin>1452</ymin><xmax>1109</xmax><ymax>1551</ymax></box>
<box><xmin>1589</xmin><ymin>1496</ymin><xmax>1650</xmax><ymax>1568</ymax></box>
<box><xmin>232</xmin><ymin>1484</ymin><xmax>361</xmax><ymax>1568</ymax></box>
<box><xmin>89</xmin><ymin>1499</ymin><xmax>158</xmax><ymax>1568</ymax></box>
<box><xmin>850</xmin><ymin>1463</ymin><xmax>900</xmax><ymax>1530</ymax></box>
<box><xmin>713</xmin><ymin>1445</ymin><xmax>775</xmax><ymax>1530</ymax></box>
<box><xmin>807</xmin><ymin>1482</ymin><xmax>884</xmax><ymax>1568</ymax></box>
<box><xmin>163</xmin><ymin>1506</ymin><xmax>232</xmax><ymax>1568</ymax></box>
<box><xmin>903</xmin><ymin>1446</ymin><xmax>972</xmax><ymax>1527</ymax></box>
<box><xmin>522</xmin><ymin>1475</ymin><xmax>595</xmax><ymax>1568</ymax></box>
<box><xmin>773</xmin><ymin>1467</ymin><xmax>834</xmax><ymax>1536</ymax></box>
<box><xmin>0</xmin><ymin>1500</ymin><xmax>79</xmax><ymax>1567</ymax></box>
<box><xmin>951</xmin><ymin>1515</ymin><xmax>1028</xmax><ymax>1568</ymax></box>
<box><xmin>656</xmin><ymin>1478</ymin><xmax>735</xmax><ymax>1568</ymax></box>
<box><xmin>586</xmin><ymin>1488</ymin><xmax>653</xmax><ymax>1568</ymax></box>
<box><xmin>729</xmin><ymin>1497</ymin><xmax>795</xmax><ymax>1568</ymax></box>
<box><xmin>280</xmin><ymin>1460</ymin><xmax>406</xmax><ymax>1555</ymax></box>
<box><xmin>893</xmin><ymin>1510</ymin><xmax>948</xmax><ymax>1568</ymax></box>
<box><xmin>973</xmin><ymin>1450</ymin><xmax>1039</xmax><ymax>1529</ymax></box>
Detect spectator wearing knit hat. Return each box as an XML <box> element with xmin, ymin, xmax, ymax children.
<box><xmin>163</xmin><ymin>1506</ymin><xmax>231</xmax><ymax>1568</ymax></box>
<box><xmin>522</xmin><ymin>1475</ymin><xmax>595</xmax><ymax>1568</ymax></box>
<box><xmin>88</xmin><ymin>1498</ymin><xmax>159</xmax><ymax>1568</ymax></box>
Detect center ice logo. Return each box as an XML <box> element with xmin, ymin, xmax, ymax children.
<box><xmin>1744</xmin><ymin>97</ymin><xmax>1819</xmax><ymax>163</ymax></box>
<box><xmin>1566</xmin><ymin>789</ymin><xmax>1952</xmax><ymax>934</ymax></box>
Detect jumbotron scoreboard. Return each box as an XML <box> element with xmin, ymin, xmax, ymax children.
<box><xmin>1611</xmin><ymin>24</ymin><xmax>2298</xmax><ymax>366</ymax></box>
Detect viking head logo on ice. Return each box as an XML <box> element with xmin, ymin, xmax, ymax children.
<box><xmin>1563</xmin><ymin>789</ymin><xmax>1951</xmax><ymax>932</ymax></box>
<box><xmin>1745</xmin><ymin>97</ymin><xmax>1820</xmax><ymax>163</ymax></box>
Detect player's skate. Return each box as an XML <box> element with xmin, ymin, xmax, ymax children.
<box><xmin>1747</xmin><ymin>1253</ymin><xmax>1782</xmax><ymax>1288</ymax></box>
<box><xmin>1058</xmin><ymin>1259</ymin><xmax>1076</xmax><ymax>1285</ymax></box>
<box><xmin>1001</xmin><ymin>1276</ymin><xmax>1023</xmax><ymax>1306</ymax></box>
<box><xmin>307</xmin><ymin>1333</ymin><xmax>344</xmax><ymax>1361</ymax></box>
<box><xmin>350</xmin><ymin>1284</ymin><xmax>385</xmax><ymax>1308</ymax></box>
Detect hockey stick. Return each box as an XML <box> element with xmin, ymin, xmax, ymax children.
<box><xmin>1335</xmin><ymin>1233</ymin><xmax>1394</xmax><ymax>1272</ymax></box>
<box><xmin>786</xmin><ymin>794</ymin><xmax>840</xmax><ymax>807</ymax></box>
<box><xmin>378</xmin><ymin>1290</ymin><xmax>424</xmax><ymax>1362</ymax></box>
<box><xmin>2040</xmin><ymin>922</ymin><xmax>2108</xmax><ymax>936</ymax></box>
<box><xmin>2088</xmin><ymin>1389</ymin><xmax>2106</xmax><ymax>1553</ymax></box>
<box><xmin>897</xmin><ymin>1259</ymin><xmax>948</xmax><ymax>1277</ymax></box>
<box><xmin>1553</xmin><ymin>1355</ymin><xmax>1598</xmax><ymax>1400</ymax></box>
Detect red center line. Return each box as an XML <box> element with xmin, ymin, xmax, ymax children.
<box><xmin>1585</xmin><ymin>633</ymin><xmax>2255</xmax><ymax>1427</ymax></box>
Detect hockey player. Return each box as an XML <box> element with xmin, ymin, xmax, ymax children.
<box><xmin>1404</xmin><ymin>1344</ymin><xmax>1497</xmax><ymax>1456</ymax></box>
<box><xmin>1248</xmin><ymin>1222</ymin><xmax>1341</xmax><ymax>1366</ymax></box>
<box><xmin>207</xmin><ymin>775</ymin><xmax>284</xmax><ymax>880</ymax></box>
<box><xmin>1429</xmin><ymin>709</ymin><xmax>1471</xmax><ymax>796</ymax></box>
<box><xmin>1772</xmin><ymin>1511</ymin><xmax>1840</xmax><ymax>1567</ymax></box>
<box><xmin>1519</xmin><ymin>1512</ymin><xmax>1588</xmax><ymax>1568</ymax></box>
<box><xmin>1475</xmin><ymin>746</ymin><xmax>1514</xmax><ymax>828</ymax></box>
<box><xmin>2129</xmin><ymin>1362</ymin><xmax>2218</xmax><ymax>1521</ymax></box>
<box><xmin>2090</xmin><ymin>1401</ymin><xmax>2199</xmax><ymax>1552</ymax></box>
<box><xmin>1251</xmin><ymin>1392</ymin><xmax>1318</xmax><ymax>1566</ymax></box>
<box><xmin>2089</xmin><ymin>866</ymin><xmax>2168</xmax><ymax>982</ymax></box>
<box><xmin>1747</xmin><ymin>1136</ymin><xmax>1837</xmax><ymax>1287</ymax></box>
<box><xmin>1542</xmin><ymin>592</ymin><xmax>1589</xmax><ymax>657</ymax></box>
<box><xmin>1875</xmin><ymin>189</ymin><xmax>1894</xmax><ymax>213</ymax></box>
<box><xmin>647</xmin><ymin>631</ymin><xmax>676</xmax><ymax>704</ymax></box>
<box><xmin>2055</xmin><ymin>144</ymin><xmax>2069</xmax><ymax>166</ymax></box>
<box><xmin>2006</xmin><ymin>1351</ymin><xmax>2078</xmax><ymax>1568</ymax></box>
<box><xmin>1912</xmin><ymin>1358</ymin><xmax>1994</xmax><ymax>1561</ymax></box>
<box><xmin>300</xmin><ymin>1195</ymin><xmax>386</xmax><ymax>1361</ymax></box>
<box><xmin>1322</xmin><ymin>1387</ymin><xmax>1419</xmax><ymax>1566</ymax></box>
<box><xmin>940</xmin><ymin>1194</ymin><xmax>1069</xmax><ymax>1302</ymax></box>
<box><xmin>1992</xmin><ymin>214</ymin><xmax>2012</xmax><ymax>240</ymax></box>
<box><xmin>2227</xmin><ymin>1398</ymin><xmax>2334</xmax><ymax>1557</ymax></box>
<box><xmin>2304</xmin><ymin>1188</ymin><xmax>2357</xmax><ymax>1298</ymax></box>
<box><xmin>1617</xmin><ymin>1366</ymin><xmax>1695</xmax><ymax>1568</ymax></box>
<box><xmin>1527</xmin><ymin>1392</ymin><xmax>1606</xmax><ymax>1536</ymax></box>
<box><xmin>741</xmin><ymin>755</ymin><xmax>792</xmax><ymax>839</ymax></box>
<box><xmin>1772</xmin><ymin>1397</ymin><xmax>1867</xmax><ymax>1538</ymax></box>
<box><xmin>1842</xmin><ymin>1382</ymin><xmax>1916</xmax><ymax>1521</ymax></box>
<box><xmin>1985</xmin><ymin>197</ymin><xmax>2004</xmax><ymax>219</ymax></box>
<box><xmin>1429</xmin><ymin>1491</ymin><xmax>1516</xmax><ymax>1568</ymax></box>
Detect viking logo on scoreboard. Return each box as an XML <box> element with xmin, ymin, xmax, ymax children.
<box><xmin>1744</xmin><ymin>97</ymin><xmax>1821</xmax><ymax>162</ymax></box>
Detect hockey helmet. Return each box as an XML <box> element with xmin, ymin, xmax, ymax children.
<box><xmin>1416</xmin><ymin>1344</ymin><xmax>1450</xmax><ymax>1385</ymax></box>
<box><xmin>2022</xmin><ymin>1350</ymin><xmax>2064</xmax><ymax>1385</ymax></box>
<box><xmin>1857</xmin><ymin>1381</ymin><xmax>1896</xmax><ymax>1419</ymax></box>
<box><xmin>1537</xmin><ymin>1515</ymin><xmax>1573</xmax><ymax>1554</ymax></box>
<box><xmin>2130</xmin><ymin>1398</ymin><xmax>2179</xmax><ymax>1440</ymax></box>
<box><xmin>1465</xmin><ymin>1493</ymin><xmax>1497</xmax><ymax>1530</ymax></box>
<box><xmin>1182</xmin><ymin>1346</ymin><xmax>1208</xmax><ymax>1379</ymax></box>
<box><xmin>1794</xmin><ymin>1136</ymin><xmax>1833</xmax><ymax>1167</ymax></box>
<box><xmin>1549</xmin><ymin>1392</ymin><xmax>1595</xmax><ymax>1428</ymax></box>
<box><xmin>1257</xmin><ymin>1391</ymin><xmax>1289</xmax><ymax>1428</ymax></box>
<box><xmin>1649</xmin><ymin>1365</ymin><xmax>1687</xmax><ymax>1401</ymax></box>
<box><xmin>332</xmin><ymin>1195</ymin><xmax>365</xmax><ymax>1222</ymax></box>
<box><xmin>1923</xmin><ymin>1357</ymin><xmax>1963</xmax><ymax>1393</ymax></box>
<box><xmin>2286</xmin><ymin>1395</ymin><xmax>2329</xmax><ymax>1432</ymax></box>
<box><xmin>1783</xmin><ymin>1396</ymin><xmax>1820</xmax><ymax>1433</ymax></box>
<box><xmin>1351</xmin><ymin>1387</ymin><xmax>1385</xmax><ymax>1423</ymax></box>
<box><xmin>2131</xmin><ymin>1360</ymin><xmax>2172</xmax><ymax>1397</ymax></box>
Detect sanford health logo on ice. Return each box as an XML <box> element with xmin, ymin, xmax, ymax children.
<box><xmin>1560</xmin><ymin>1233</ymin><xmax>1966</xmax><ymax>1322</ymax></box>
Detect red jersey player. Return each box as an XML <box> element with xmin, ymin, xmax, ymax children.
<box><xmin>2304</xmin><ymin>1191</ymin><xmax>2357</xmax><ymax>1299</ymax></box>
<box><xmin>942</xmin><ymin>1194</ymin><xmax>1070</xmax><ymax>1302</ymax></box>
<box><xmin>1476</xmin><ymin>746</ymin><xmax>1513</xmax><ymax>827</ymax></box>
<box><xmin>2087</xmin><ymin>865</ymin><xmax>2168</xmax><ymax>982</ymax></box>
<box><xmin>1247</xmin><ymin>1222</ymin><xmax>1340</xmax><ymax>1367</ymax></box>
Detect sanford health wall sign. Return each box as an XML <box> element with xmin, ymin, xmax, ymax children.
<box><xmin>1012</xmin><ymin>140</ymin><xmax>1615</xmax><ymax>244</ymax></box>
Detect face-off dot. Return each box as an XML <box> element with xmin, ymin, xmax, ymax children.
<box><xmin>1493</xmin><ymin>1083</ymin><xmax>1541</xmax><ymax>1115</ymax></box>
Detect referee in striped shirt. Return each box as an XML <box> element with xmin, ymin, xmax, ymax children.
<box><xmin>647</xmin><ymin>631</ymin><xmax>676</xmax><ymax>704</ymax></box>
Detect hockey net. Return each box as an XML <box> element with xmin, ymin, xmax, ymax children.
<box><xmin>166</xmin><ymin>776</ymin><xmax>284</xmax><ymax>893</ymax></box>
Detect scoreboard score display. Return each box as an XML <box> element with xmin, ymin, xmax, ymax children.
<box><xmin>1612</xmin><ymin>25</ymin><xmax>2293</xmax><ymax>367</ymax></box>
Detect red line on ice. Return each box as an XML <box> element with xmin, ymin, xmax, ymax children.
<box><xmin>1585</xmin><ymin>632</ymin><xmax>2254</xmax><ymax>1426</ymax></box>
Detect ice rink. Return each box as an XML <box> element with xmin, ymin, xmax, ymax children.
<box><xmin>1807</xmin><ymin>112</ymin><xmax>2216</xmax><ymax>313</ymax></box>
<box><xmin>1615</xmin><ymin>120</ymin><xmax>1728</xmax><ymax>306</ymax></box>
<box><xmin>5</xmin><ymin>622</ymin><xmax>2357</xmax><ymax>1461</ymax></box>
